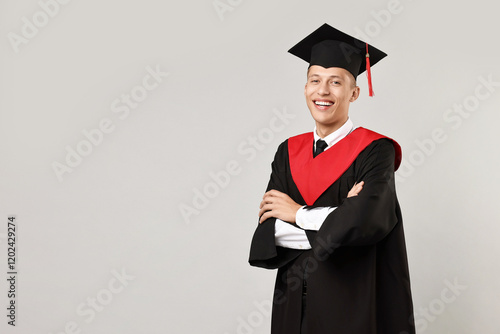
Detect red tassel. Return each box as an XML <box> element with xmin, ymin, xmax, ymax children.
<box><xmin>365</xmin><ymin>43</ymin><xmax>374</xmax><ymax>97</ymax></box>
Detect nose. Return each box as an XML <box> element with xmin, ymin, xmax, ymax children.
<box><xmin>318</xmin><ymin>81</ymin><xmax>330</xmax><ymax>96</ymax></box>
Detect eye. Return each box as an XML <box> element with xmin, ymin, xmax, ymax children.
<box><xmin>331</xmin><ymin>81</ymin><xmax>341</xmax><ymax>85</ymax></box>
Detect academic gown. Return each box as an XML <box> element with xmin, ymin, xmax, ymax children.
<box><xmin>249</xmin><ymin>128</ymin><xmax>415</xmax><ymax>334</ymax></box>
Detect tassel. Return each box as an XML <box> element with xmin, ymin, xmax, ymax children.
<box><xmin>365</xmin><ymin>43</ymin><xmax>374</xmax><ymax>97</ymax></box>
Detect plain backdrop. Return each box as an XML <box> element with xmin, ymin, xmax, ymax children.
<box><xmin>1</xmin><ymin>0</ymin><xmax>499</xmax><ymax>333</ymax></box>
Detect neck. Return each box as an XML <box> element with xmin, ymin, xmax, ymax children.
<box><xmin>315</xmin><ymin>117</ymin><xmax>349</xmax><ymax>138</ymax></box>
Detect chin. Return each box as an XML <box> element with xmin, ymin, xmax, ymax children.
<box><xmin>311</xmin><ymin>110</ymin><xmax>336</xmax><ymax>122</ymax></box>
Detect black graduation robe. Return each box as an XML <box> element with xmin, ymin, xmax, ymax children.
<box><xmin>249</xmin><ymin>128</ymin><xmax>415</xmax><ymax>334</ymax></box>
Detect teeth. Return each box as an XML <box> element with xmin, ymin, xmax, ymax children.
<box><xmin>315</xmin><ymin>101</ymin><xmax>333</xmax><ymax>106</ymax></box>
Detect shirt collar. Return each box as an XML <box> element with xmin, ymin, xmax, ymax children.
<box><xmin>314</xmin><ymin>118</ymin><xmax>354</xmax><ymax>151</ymax></box>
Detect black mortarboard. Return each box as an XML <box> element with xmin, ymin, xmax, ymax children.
<box><xmin>288</xmin><ymin>23</ymin><xmax>387</xmax><ymax>96</ymax></box>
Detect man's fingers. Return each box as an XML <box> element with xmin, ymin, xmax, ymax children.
<box><xmin>264</xmin><ymin>189</ymin><xmax>286</xmax><ymax>199</ymax></box>
<box><xmin>347</xmin><ymin>181</ymin><xmax>365</xmax><ymax>198</ymax></box>
<box><xmin>259</xmin><ymin>202</ymin><xmax>276</xmax><ymax>218</ymax></box>
<box><xmin>353</xmin><ymin>181</ymin><xmax>364</xmax><ymax>191</ymax></box>
<box><xmin>260</xmin><ymin>196</ymin><xmax>275</xmax><ymax>209</ymax></box>
<box><xmin>259</xmin><ymin>211</ymin><xmax>273</xmax><ymax>224</ymax></box>
<box><xmin>258</xmin><ymin>204</ymin><xmax>270</xmax><ymax>218</ymax></box>
<box><xmin>259</xmin><ymin>199</ymin><xmax>266</xmax><ymax>209</ymax></box>
<box><xmin>259</xmin><ymin>193</ymin><xmax>280</xmax><ymax>219</ymax></box>
<box><xmin>259</xmin><ymin>190</ymin><xmax>295</xmax><ymax>223</ymax></box>
<box><xmin>262</xmin><ymin>190</ymin><xmax>288</xmax><ymax>208</ymax></box>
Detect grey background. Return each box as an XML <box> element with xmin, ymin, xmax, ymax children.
<box><xmin>1</xmin><ymin>0</ymin><xmax>499</xmax><ymax>333</ymax></box>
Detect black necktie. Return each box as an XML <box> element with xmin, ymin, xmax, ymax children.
<box><xmin>314</xmin><ymin>139</ymin><xmax>328</xmax><ymax>158</ymax></box>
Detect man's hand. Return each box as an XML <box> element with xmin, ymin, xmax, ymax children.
<box><xmin>347</xmin><ymin>181</ymin><xmax>364</xmax><ymax>197</ymax></box>
<box><xmin>259</xmin><ymin>190</ymin><xmax>302</xmax><ymax>224</ymax></box>
<box><xmin>258</xmin><ymin>182</ymin><xmax>364</xmax><ymax>224</ymax></box>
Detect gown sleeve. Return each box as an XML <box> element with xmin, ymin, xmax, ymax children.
<box><xmin>248</xmin><ymin>141</ymin><xmax>304</xmax><ymax>269</ymax></box>
<box><xmin>309</xmin><ymin>139</ymin><xmax>400</xmax><ymax>260</ymax></box>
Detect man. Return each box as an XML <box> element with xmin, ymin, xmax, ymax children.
<box><xmin>249</xmin><ymin>24</ymin><xmax>415</xmax><ymax>334</ymax></box>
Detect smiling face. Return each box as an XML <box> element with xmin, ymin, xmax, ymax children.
<box><xmin>304</xmin><ymin>65</ymin><xmax>360</xmax><ymax>137</ymax></box>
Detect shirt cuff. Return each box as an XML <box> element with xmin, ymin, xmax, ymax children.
<box><xmin>296</xmin><ymin>206</ymin><xmax>336</xmax><ymax>231</ymax></box>
<box><xmin>274</xmin><ymin>219</ymin><xmax>311</xmax><ymax>250</ymax></box>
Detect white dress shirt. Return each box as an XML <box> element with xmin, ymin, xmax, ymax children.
<box><xmin>274</xmin><ymin>118</ymin><xmax>355</xmax><ymax>250</ymax></box>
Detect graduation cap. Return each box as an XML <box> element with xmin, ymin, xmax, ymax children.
<box><xmin>288</xmin><ymin>23</ymin><xmax>387</xmax><ymax>96</ymax></box>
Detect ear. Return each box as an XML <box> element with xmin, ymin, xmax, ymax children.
<box><xmin>349</xmin><ymin>86</ymin><xmax>360</xmax><ymax>102</ymax></box>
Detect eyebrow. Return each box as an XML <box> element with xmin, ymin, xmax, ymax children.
<box><xmin>308</xmin><ymin>74</ymin><xmax>344</xmax><ymax>80</ymax></box>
